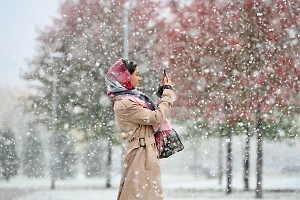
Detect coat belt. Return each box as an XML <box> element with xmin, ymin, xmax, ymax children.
<box><xmin>125</xmin><ymin>136</ymin><xmax>156</xmax><ymax>170</ymax></box>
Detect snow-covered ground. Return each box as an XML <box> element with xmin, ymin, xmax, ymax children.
<box><xmin>1</xmin><ymin>137</ymin><xmax>300</xmax><ymax>199</ymax></box>
<box><xmin>1</xmin><ymin>171</ymin><xmax>300</xmax><ymax>200</ymax></box>
<box><xmin>5</xmin><ymin>188</ymin><xmax>300</xmax><ymax>200</ymax></box>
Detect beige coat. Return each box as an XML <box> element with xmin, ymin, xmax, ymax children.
<box><xmin>113</xmin><ymin>89</ymin><xmax>175</xmax><ymax>200</ymax></box>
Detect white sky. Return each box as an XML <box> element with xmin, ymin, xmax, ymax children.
<box><xmin>0</xmin><ymin>0</ymin><xmax>60</xmax><ymax>88</ymax></box>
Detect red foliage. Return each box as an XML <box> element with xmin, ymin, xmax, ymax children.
<box><xmin>151</xmin><ymin>0</ymin><xmax>300</xmax><ymax>123</ymax></box>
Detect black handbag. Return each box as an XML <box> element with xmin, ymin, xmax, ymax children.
<box><xmin>155</xmin><ymin>128</ymin><xmax>184</xmax><ymax>159</ymax></box>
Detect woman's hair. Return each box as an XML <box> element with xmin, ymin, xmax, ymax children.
<box><xmin>122</xmin><ymin>59</ymin><xmax>137</xmax><ymax>75</ymax></box>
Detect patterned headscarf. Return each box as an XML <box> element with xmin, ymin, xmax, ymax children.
<box><xmin>105</xmin><ymin>58</ymin><xmax>133</xmax><ymax>94</ymax></box>
<box><xmin>105</xmin><ymin>58</ymin><xmax>156</xmax><ymax>110</ymax></box>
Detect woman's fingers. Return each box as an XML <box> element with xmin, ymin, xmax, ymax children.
<box><xmin>163</xmin><ymin>77</ymin><xmax>171</xmax><ymax>85</ymax></box>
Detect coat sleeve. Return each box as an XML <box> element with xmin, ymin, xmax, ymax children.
<box><xmin>114</xmin><ymin>89</ymin><xmax>175</xmax><ymax>126</ymax></box>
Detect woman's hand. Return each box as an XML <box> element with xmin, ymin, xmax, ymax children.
<box><xmin>156</xmin><ymin>73</ymin><xmax>173</xmax><ymax>98</ymax></box>
<box><xmin>160</xmin><ymin>69</ymin><xmax>171</xmax><ymax>86</ymax></box>
<box><xmin>163</xmin><ymin>77</ymin><xmax>172</xmax><ymax>86</ymax></box>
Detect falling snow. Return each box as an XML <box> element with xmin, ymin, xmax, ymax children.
<box><xmin>1</xmin><ymin>0</ymin><xmax>300</xmax><ymax>199</ymax></box>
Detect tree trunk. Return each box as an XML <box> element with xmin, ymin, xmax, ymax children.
<box><xmin>106</xmin><ymin>133</ymin><xmax>113</xmax><ymax>188</ymax></box>
<box><xmin>256</xmin><ymin>104</ymin><xmax>263</xmax><ymax>198</ymax></box>
<box><xmin>50</xmin><ymin>132</ymin><xmax>57</xmax><ymax>190</ymax></box>
<box><xmin>218</xmin><ymin>137</ymin><xmax>223</xmax><ymax>185</ymax></box>
<box><xmin>243</xmin><ymin>123</ymin><xmax>250</xmax><ymax>191</ymax></box>
<box><xmin>226</xmin><ymin>125</ymin><xmax>232</xmax><ymax>194</ymax></box>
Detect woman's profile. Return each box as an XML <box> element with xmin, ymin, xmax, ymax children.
<box><xmin>105</xmin><ymin>58</ymin><xmax>175</xmax><ymax>200</ymax></box>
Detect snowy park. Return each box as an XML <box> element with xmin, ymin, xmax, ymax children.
<box><xmin>1</xmin><ymin>0</ymin><xmax>300</xmax><ymax>200</ymax></box>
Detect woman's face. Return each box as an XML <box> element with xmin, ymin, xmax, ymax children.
<box><xmin>131</xmin><ymin>66</ymin><xmax>142</xmax><ymax>89</ymax></box>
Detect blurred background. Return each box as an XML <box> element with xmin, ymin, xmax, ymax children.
<box><xmin>0</xmin><ymin>0</ymin><xmax>300</xmax><ymax>199</ymax></box>
<box><xmin>0</xmin><ymin>0</ymin><xmax>59</xmax><ymax>87</ymax></box>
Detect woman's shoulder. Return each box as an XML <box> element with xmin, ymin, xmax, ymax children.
<box><xmin>113</xmin><ymin>96</ymin><xmax>139</xmax><ymax>110</ymax></box>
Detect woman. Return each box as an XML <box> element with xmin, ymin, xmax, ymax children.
<box><xmin>105</xmin><ymin>58</ymin><xmax>175</xmax><ymax>200</ymax></box>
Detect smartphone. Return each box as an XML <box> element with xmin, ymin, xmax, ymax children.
<box><xmin>163</xmin><ymin>68</ymin><xmax>167</xmax><ymax>77</ymax></box>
